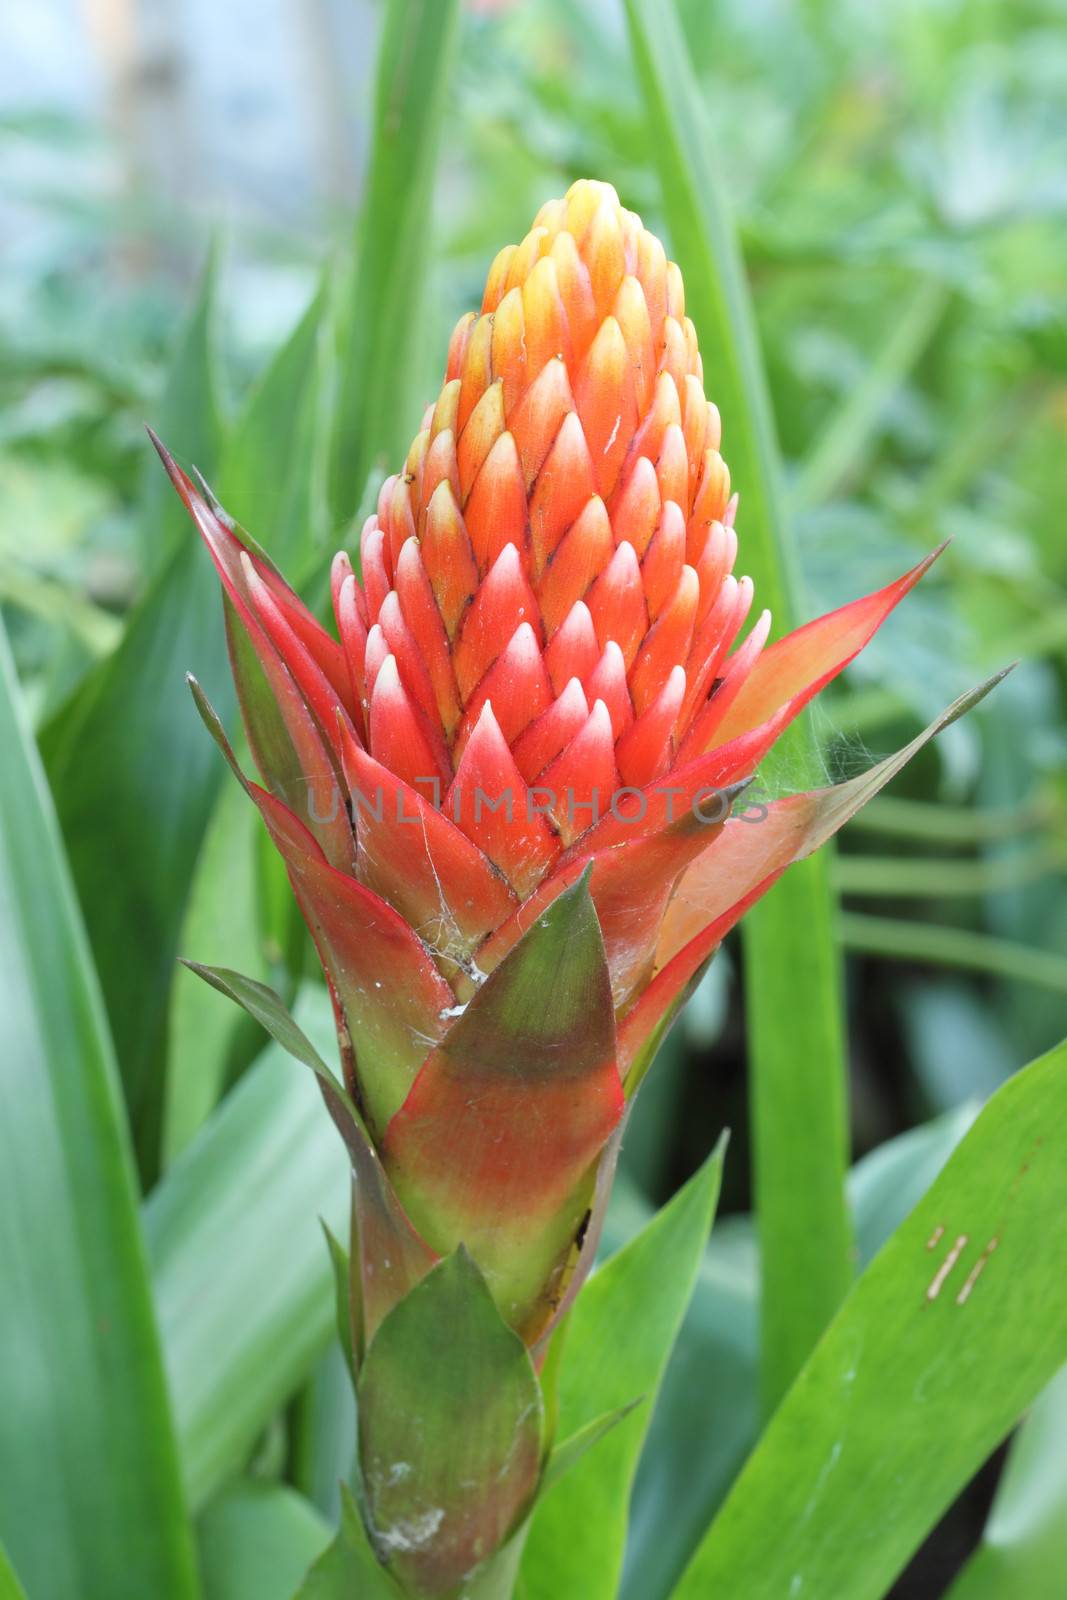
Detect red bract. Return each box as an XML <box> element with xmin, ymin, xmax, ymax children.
<box><xmin>163</xmin><ymin>180</ymin><xmax>958</xmax><ymax>1352</ymax></box>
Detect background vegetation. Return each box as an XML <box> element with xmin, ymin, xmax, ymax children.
<box><xmin>1</xmin><ymin>0</ymin><xmax>1065</xmax><ymax>1596</ymax></box>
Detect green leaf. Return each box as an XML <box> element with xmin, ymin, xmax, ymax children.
<box><xmin>163</xmin><ymin>279</ymin><xmax>337</xmax><ymax>1159</ymax></box>
<box><xmin>619</xmin><ymin>1220</ymin><xmax>759</xmax><ymax>1600</ymax></box>
<box><xmin>849</xmin><ymin>1101</ymin><xmax>980</xmax><ymax>1268</ymax></box>
<box><xmin>743</xmin><ymin>864</ymin><xmax>849</xmax><ymax>1409</ymax></box>
<box><xmin>181</xmin><ymin>963</ymin><xmax>341</xmax><ymax>1080</ymax></box>
<box><xmin>147</xmin><ymin>985</ymin><xmax>350</xmax><ymax>1510</ymax></box>
<box><xmin>43</xmin><ymin>268</ymin><xmax>341</xmax><ymax>1181</ymax></box>
<box><xmin>198</xmin><ymin>1484</ymin><xmax>331</xmax><ymax>1600</ymax></box>
<box><xmin>140</xmin><ymin>246</ymin><xmax>225</xmax><ymax>575</ymax></box>
<box><xmin>165</xmin><ymin>770</ymin><xmax>267</xmax><ymax>1161</ymax></box>
<box><xmin>519</xmin><ymin>1137</ymin><xmax>725</xmax><ymax>1600</ymax></box>
<box><xmin>40</xmin><ymin>528</ymin><xmax>237</xmax><ymax>1180</ymax></box>
<box><xmin>329</xmin><ymin>0</ymin><xmax>462</xmax><ymax>524</ymax></box>
<box><xmin>0</xmin><ymin>1539</ymin><xmax>26</xmax><ymax>1600</ymax></box>
<box><xmin>623</xmin><ymin>1102</ymin><xmax>978</xmax><ymax>1600</ymax></box>
<box><xmin>293</xmin><ymin>1487</ymin><xmax>402</xmax><ymax>1600</ymax></box>
<box><xmin>384</xmin><ymin>870</ymin><xmax>621</xmax><ymax>1334</ymax></box>
<box><xmin>290</xmin><ymin>1341</ymin><xmax>358</xmax><ymax>1526</ymax></box>
<box><xmin>675</xmin><ymin>1039</ymin><xmax>1067</xmax><ymax>1600</ymax></box>
<box><xmin>947</xmin><ymin>1367</ymin><xmax>1067</xmax><ymax>1599</ymax></box>
<box><xmin>792</xmin><ymin>279</ymin><xmax>949</xmax><ymax>514</ymax></box>
<box><xmin>0</xmin><ymin>620</ymin><xmax>197</xmax><ymax>1597</ymax></box>
<box><xmin>40</xmin><ymin>255</ymin><xmax>234</xmax><ymax>1182</ymax></box>
<box><xmin>357</xmin><ymin>1249</ymin><xmax>544</xmax><ymax>1597</ymax></box>
<box><xmin>840</xmin><ymin>912</ymin><xmax>1067</xmax><ymax>996</ymax></box>
<box><xmin>622</xmin><ymin>0</ymin><xmax>851</xmax><ymax>1411</ymax></box>
<box><xmin>321</xmin><ymin>1222</ymin><xmax>357</xmax><ymax>1385</ymax></box>
<box><xmin>217</xmin><ymin>277</ymin><xmax>335</xmax><ymax>573</ymax></box>
<box><xmin>541</xmin><ymin>1400</ymin><xmax>644</xmax><ymax>1492</ymax></box>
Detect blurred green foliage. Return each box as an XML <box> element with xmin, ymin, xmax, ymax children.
<box><xmin>1</xmin><ymin>0</ymin><xmax>1066</xmax><ymax>1595</ymax></box>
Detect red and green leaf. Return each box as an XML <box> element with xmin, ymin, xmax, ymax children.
<box><xmin>188</xmin><ymin>678</ymin><xmax>452</xmax><ymax>1134</ymax></box>
<box><xmin>384</xmin><ymin>872</ymin><xmax>624</xmax><ymax>1337</ymax></box>
<box><xmin>620</xmin><ymin>672</ymin><xmax>1011</xmax><ymax>1089</ymax></box>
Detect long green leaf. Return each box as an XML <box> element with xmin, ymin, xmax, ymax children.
<box><xmin>164</xmin><ymin>773</ymin><xmax>267</xmax><ymax>1161</ymax></box>
<box><xmin>140</xmin><ymin>246</ymin><xmax>225</xmax><ymax>575</ymax></box>
<box><xmin>198</xmin><ymin>1484</ymin><xmax>331</xmax><ymax>1600</ymax></box>
<box><xmin>216</xmin><ymin>276</ymin><xmax>335</xmax><ymax>573</ymax></box>
<box><xmin>622</xmin><ymin>1102</ymin><xmax>977</xmax><ymax>1600</ymax></box>
<box><xmin>164</xmin><ymin>281</ymin><xmax>336</xmax><ymax>1159</ymax></box>
<box><xmin>519</xmin><ymin>1138</ymin><xmax>725</xmax><ymax>1600</ymax></box>
<box><xmin>623</xmin><ymin>0</ymin><xmax>851</xmax><ymax>1413</ymax></box>
<box><xmin>0</xmin><ymin>1538</ymin><xmax>26</xmax><ymax>1600</ymax></box>
<box><xmin>541</xmin><ymin>1401</ymin><xmax>644</xmax><ymax>1493</ymax></box>
<box><xmin>290</xmin><ymin>1342</ymin><xmax>358</xmax><ymax>1524</ymax></box>
<box><xmin>840</xmin><ymin>912</ymin><xmax>1067</xmax><ymax>995</ymax></box>
<box><xmin>0</xmin><ymin>621</ymin><xmax>197</xmax><ymax>1598</ymax></box>
<box><xmin>329</xmin><ymin>0</ymin><xmax>461</xmax><ymax>525</ymax></box>
<box><xmin>675</xmin><ymin>1039</ymin><xmax>1067</xmax><ymax>1600</ymax></box>
<box><xmin>947</xmin><ymin>1366</ymin><xmax>1067</xmax><ymax>1600</ymax></box>
<box><xmin>43</xmin><ymin>270</ymin><xmax>339</xmax><ymax>1179</ymax></box>
<box><xmin>147</xmin><ymin>986</ymin><xmax>349</xmax><ymax>1510</ymax></box>
<box><xmin>39</xmin><ymin>259</ymin><xmax>233</xmax><ymax>1182</ymax></box>
<box><xmin>41</xmin><ymin>530</ymin><xmax>236</xmax><ymax>1179</ymax></box>
<box><xmin>792</xmin><ymin>278</ymin><xmax>949</xmax><ymax>514</ymax></box>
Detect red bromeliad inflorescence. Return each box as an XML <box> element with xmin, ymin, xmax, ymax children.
<box><xmin>158</xmin><ymin>176</ymin><xmax>987</xmax><ymax>1476</ymax></box>
<box><xmin>159</xmin><ymin>179</ymin><xmax>998</xmax><ymax>1592</ymax></box>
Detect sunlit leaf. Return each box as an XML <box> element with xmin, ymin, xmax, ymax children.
<box><xmin>622</xmin><ymin>0</ymin><xmax>851</xmax><ymax>1411</ymax></box>
<box><xmin>947</xmin><ymin>1365</ymin><xmax>1067</xmax><ymax>1599</ymax></box>
<box><xmin>623</xmin><ymin>1101</ymin><xmax>979</xmax><ymax>1600</ymax></box>
<box><xmin>520</xmin><ymin>1137</ymin><xmax>725</xmax><ymax>1599</ymax></box>
<box><xmin>676</xmin><ymin>1039</ymin><xmax>1067</xmax><ymax>1600</ymax></box>
<box><xmin>0</xmin><ymin>1539</ymin><xmax>26</xmax><ymax>1600</ymax></box>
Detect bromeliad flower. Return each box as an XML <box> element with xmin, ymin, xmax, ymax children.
<box><xmin>158</xmin><ymin>180</ymin><xmax>999</xmax><ymax>1596</ymax></box>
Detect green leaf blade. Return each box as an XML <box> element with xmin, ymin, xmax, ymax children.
<box><xmin>41</xmin><ymin>528</ymin><xmax>237</xmax><ymax>1178</ymax></box>
<box><xmin>947</xmin><ymin>1366</ymin><xmax>1067</xmax><ymax>1600</ymax></box>
<box><xmin>520</xmin><ymin>1137</ymin><xmax>725</xmax><ymax>1600</ymax></box>
<box><xmin>330</xmin><ymin>0</ymin><xmax>462</xmax><ymax>524</ymax></box>
<box><xmin>198</xmin><ymin>1484</ymin><xmax>331</xmax><ymax>1600</ymax></box>
<box><xmin>0</xmin><ymin>621</ymin><xmax>198</xmax><ymax>1598</ymax></box>
<box><xmin>622</xmin><ymin>0</ymin><xmax>852</xmax><ymax>1411</ymax></box>
<box><xmin>217</xmin><ymin>277</ymin><xmax>335</xmax><ymax>573</ymax></box>
<box><xmin>147</xmin><ymin>986</ymin><xmax>350</xmax><ymax>1510</ymax></box>
<box><xmin>39</xmin><ymin>255</ymin><xmax>234</xmax><ymax>1181</ymax></box>
<box><xmin>140</xmin><ymin>247</ymin><xmax>225</xmax><ymax>575</ymax></box>
<box><xmin>676</xmin><ymin>1041</ymin><xmax>1067</xmax><ymax>1600</ymax></box>
<box><xmin>0</xmin><ymin>1540</ymin><xmax>27</xmax><ymax>1600</ymax></box>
